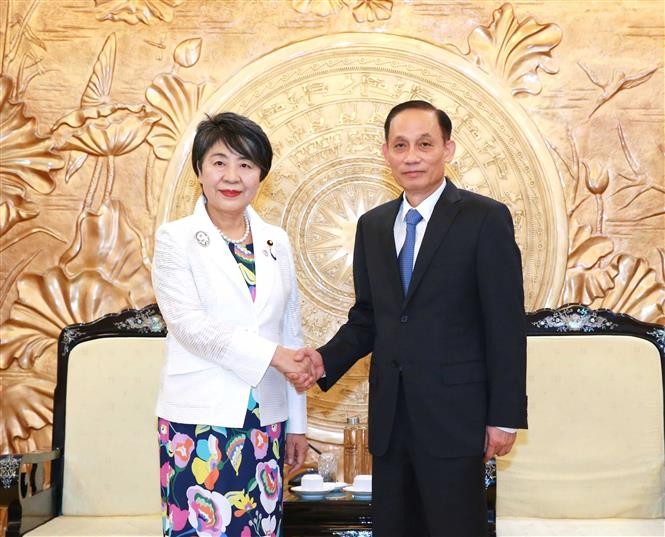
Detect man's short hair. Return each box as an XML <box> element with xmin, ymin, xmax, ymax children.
<box><xmin>191</xmin><ymin>112</ymin><xmax>273</xmax><ymax>181</ymax></box>
<box><xmin>384</xmin><ymin>100</ymin><xmax>453</xmax><ymax>141</ymax></box>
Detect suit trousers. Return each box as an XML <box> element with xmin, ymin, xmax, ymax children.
<box><xmin>372</xmin><ymin>377</ymin><xmax>488</xmax><ymax>537</ymax></box>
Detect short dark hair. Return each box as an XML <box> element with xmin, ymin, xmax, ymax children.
<box><xmin>384</xmin><ymin>100</ymin><xmax>452</xmax><ymax>141</ymax></box>
<box><xmin>191</xmin><ymin>112</ymin><xmax>273</xmax><ymax>181</ymax></box>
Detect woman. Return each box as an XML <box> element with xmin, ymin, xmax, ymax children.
<box><xmin>152</xmin><ymin>112</ymin><xmax>311</xmax><ymax>537</ymax></box>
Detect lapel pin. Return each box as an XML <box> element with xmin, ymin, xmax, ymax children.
<box><xmin>267</xmin><ymin>239</ymin><xmax>277</xmax><ymax>260</ymax></box>
<box><xmin>195</xmin><ymin>231</ymin><xmax>210</xmax><ymax>247</ymax></box>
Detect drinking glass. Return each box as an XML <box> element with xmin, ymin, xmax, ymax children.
<box><xmin>317</xmin><ymin>451</ymin><xmax>337</xmax><ymax>482</ymax></box>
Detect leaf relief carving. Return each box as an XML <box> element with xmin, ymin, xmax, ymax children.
<box><xmin>95</xmin><ymin>0</ymin><xmax>185</xmax><ymax>25</ymax></box>
<box><xmin>562</xmin><ymin>253</ymin><xmax>665</xmax><ymax>324</ymax></box>
<box><xmin>146</xmin><ymin>73</ymin><xmax>206</xmax><ymax>160</ymax></box>
<box><xmin>60</xmin><ymin>200</ymin><xmax>154</xmax><ymax>306</ymax></box>
<box><xmin>0</xmin><ymin>199</ymin><xmax>154</xmax><ymax>369</ymax></box>
<box><xmin>352</xmin><ymin>0</ymin><xmax>393</xmax><ymax>23</ymax></box>
<box><xmin>452</xmin><ymin>3</ymin><xmax>562</xmax><ymax>96</ymax></box>
<box><xmin>0</xmin><ymin>75</ymin><xmax>63</xmax><ymax>196</ymax></box>
<box><xmin>0</xmin><ymin>267</ymin><xmax>141</xmax><ymax>370</ymax></box>
<box><xmin>0</xmin><ymin>185</ymin><xmax>39</xmax><ymax>236</ymax></box>
<box><xmin>1</xmin><ymin>375</ymin><xmax>54</xmax><ymax>453</ymax></box>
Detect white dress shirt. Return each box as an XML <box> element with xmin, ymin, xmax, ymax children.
<box><xmin>394</xmin><ymin>179</ymin><xmax>447</xmax><ymax>263</ymax></box>
<box><xmin>392</xmin><ymin>179</ymin><xmax>516</xmax><ymax>435</ymax></box>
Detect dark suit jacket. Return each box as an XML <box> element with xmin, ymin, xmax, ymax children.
<box><xmin>318</xmin><ymin>181</ymin><xmax>527</xmax><ymax>458</ymax></box>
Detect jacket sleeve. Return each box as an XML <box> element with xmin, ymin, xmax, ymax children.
<box><xmin>476</xmin><ymin>203</ymin><xmax>528</xmax><ymax>429</ymax></box>
<box><xmin>317</xmin><ymin>215</ymin><xmax>376</xmax><ymax>390</ymax></box>
<box><xmin>152</xmin><ymin>225</ymin><xmax>274</xmax><ymax>387</ymax></box>
<box><xmin>280</xmin><ymin>236</ymin><xmax>307</xmax><ymax>434</ymax></box>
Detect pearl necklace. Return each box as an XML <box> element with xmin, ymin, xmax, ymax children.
<box><xmin>216</xmin><ymin>213</ymin><xmax>252</xmax><ymax>255</ymax></box>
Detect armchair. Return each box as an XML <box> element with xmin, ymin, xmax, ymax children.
<box><xmin>1</xmin><ymin>304</ymin><xmax>167</xmax><ymax>537</ymax></box>
<box><xmin>497</xmin><ymin>305</ymin><xmax>665</xmax><ymax>536</ymax></box>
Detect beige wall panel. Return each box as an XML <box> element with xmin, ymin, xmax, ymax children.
<box><xmin>0</xmin><ymin>0</ymin><xmax>663</xmax><ymax>457</ymax></box>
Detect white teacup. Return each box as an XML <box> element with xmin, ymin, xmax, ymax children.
<box><xmin>352</xmin><ymin>474</ymin><xmax>372</xmax><ymax>492</ymax></box>
<box><xmin>300</xmin><ymin>473</ymin><xmax>325</xmax><ymax>491</ymax></box>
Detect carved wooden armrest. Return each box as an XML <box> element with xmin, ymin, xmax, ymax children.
<box><xmin>0</xmin><ymin>449</ymin><xmax>61</xmax><ymax>537</ymax></box>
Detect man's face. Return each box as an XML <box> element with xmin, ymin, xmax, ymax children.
<box><xmin>382</xmin><ymin>108</ymin><xmax>456</xmax><ymax>206</ymax></box>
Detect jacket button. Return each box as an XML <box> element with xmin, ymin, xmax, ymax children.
<box><xmin>400</xmin><ymin>315</ymin><xmax>408</xmax><ymax>323</ymax></box>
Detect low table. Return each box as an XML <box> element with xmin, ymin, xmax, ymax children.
<box><xmin>283</xmin><ymin>489</ymin><xmax>496</xmax><ymax>537</ymax></box>
<box><xmin>283</xmin><ymin>491</ymin><xmax>372</xmax><ymax>537</ymax></box>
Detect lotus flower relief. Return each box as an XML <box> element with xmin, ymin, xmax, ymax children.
<box><xmin>50</xmin><ymin>33</ymin><xmax>160</xmax><ymax>210</ymax></box>
<box><xmin>54</xmin><ymin>104</ymin><xmax>160</xmax><ymax>157</ymax></box>
<box><xmin>52</xmin><ymin>104</ymin><xmax>160</xmax><ymax>207</ymax></box>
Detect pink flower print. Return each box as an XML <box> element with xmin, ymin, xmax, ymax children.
<box><xmin>160</xmin><ymin>461</ymin><xmax>173</xmax><ymax>488</ymax></box>
<box><xmin>267</xmin><ymin>422</ymin><xmax>281</xmax><ymax>440</ymax></box>
<box><xmin>192</xmin><ymin>434</ymin><xmax>223</xmax><ymax>490</ymax></box>
<box><xmin>256</xmin><ymin>459</ymin><xmax>281</xmax><ymax>514</ymax></box>
<box><xmin>240</xmin><ymin>526</ymin><xmax>252</xmax><ymax>537</ymax></box>
<box><xmin>158</xmin><ymin>418</ymin><xmax>170</xmax><ymax>444</ymax></box>
<box><xmin>172</xmin><ymin>432</ymin><xmax>194</xmax><ymax>468</ymax></box>
<box><xmin>186</xmin><ymin>485</ymin><xmax>232</xmax><ymax>537</ymax></box>
<box><xmin>250</xmin><ymin>429</ymin><xmax>269</xmax><ymax>459</ymax></box>
<box><xmin>169</xmin><ymin>503</ymin><xmax>188</xmax><ymax>532</ymax></box>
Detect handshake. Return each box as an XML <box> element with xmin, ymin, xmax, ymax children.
<box><xmin>271</xmin><ymin>345</ymin><xmax>325</xmax><ymax>393</ymax></box>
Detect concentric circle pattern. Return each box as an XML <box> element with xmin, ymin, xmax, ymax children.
<box><xmin>159</xmin><ymin>34</ymin><xmax>567</xmax><ymax>442</ymax></box>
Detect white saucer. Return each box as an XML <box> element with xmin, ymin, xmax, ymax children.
<box><xmin>343</xmin><ymin>485</ymin><xmax>372</xmax><ymax>500</ymax></box>
<box><xmin>291</xmin><ymin>482</ymin><xmax>344</xmax><ymax>499</ymax></box>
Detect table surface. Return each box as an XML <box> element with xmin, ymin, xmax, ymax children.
<box><xmin>283</xmin><ymin>489</ymin><xmax>372</xmax><ymax>537</ymax></box>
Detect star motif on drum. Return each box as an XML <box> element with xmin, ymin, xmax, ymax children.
<box><xmin>306</xmin><ymin>181</ymin><xmax>393</xmax><ymax>296</ymax></box>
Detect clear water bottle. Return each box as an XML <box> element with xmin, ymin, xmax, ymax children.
<box><xmin>343</xmin><ymin>416</ymin><xmax>360</xmax><ymax>484</ymax></box>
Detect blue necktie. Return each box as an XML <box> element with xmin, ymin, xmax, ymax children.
<box><xmin>398</xmin><ymin>208</ymin><xmax>423</xmax><ymax>296</ymax></box>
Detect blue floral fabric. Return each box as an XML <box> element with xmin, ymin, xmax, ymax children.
<box><xmin>158</xmin><ymin>394</ymin><xmax>286</xmax><ymax>537</ymax></box>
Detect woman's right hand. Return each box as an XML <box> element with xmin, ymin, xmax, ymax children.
<box><xmin>271</xmin><ymin>346</ymin><xmax>315</xmax><ymax>391</ymax></box>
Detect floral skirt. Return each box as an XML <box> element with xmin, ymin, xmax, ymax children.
<box><xmin>158</xmin><ymin>395</ymin><xmax>285</xmax><ymax>537</ymax></box>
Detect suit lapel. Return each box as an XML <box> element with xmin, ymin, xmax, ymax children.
<box><xmin>191</xmin><ymin>197</ymin><xmax>254</xmax><ymax>304</ymax></box>
<box><xmin>404</xmin><ymin>181</ymin><xmax>462</xmax><ymax>305</ymax></box>
<box><xmin>376</xmin><ymin>198</ymin><xmax>404</xmax><ymax>304</ymax></box>
<box><xmin>247</xmin><ymin>207</ymin><xmax>275</xmax><ymax>316</ymax></box>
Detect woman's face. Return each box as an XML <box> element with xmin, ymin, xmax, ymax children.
<box><xmin>198</xmin><ymin>139</ymin><xmax>261</xmax><ymax>218</ymax></box>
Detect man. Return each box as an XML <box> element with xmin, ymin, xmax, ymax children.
<box><xmin>297</xmin><ymin>100</ymin><xmax>527</xmax><ymax>537</ymax></box>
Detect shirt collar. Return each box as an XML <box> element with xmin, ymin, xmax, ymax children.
<box><xmin>398</xmin><ymin>178</ymin><xmax>447</xmax><ymax>224</ymax></box>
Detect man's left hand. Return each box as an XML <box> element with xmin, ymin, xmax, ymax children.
<box><xmin>484</xmin><ymin>426</ymin><xmax>517</xmax><ymax>462</ymax></box>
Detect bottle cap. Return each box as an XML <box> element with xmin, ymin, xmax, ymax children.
<box><xmin>346</xmin><ymin>416</ymin><xmax>360</xmax><ymax>425</ymax></box>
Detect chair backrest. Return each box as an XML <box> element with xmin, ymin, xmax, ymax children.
<box><xmin>497</xmin><ymin>306</ymin><xmax>665</xmax><ymax>519</ymax></box>
<box><xmin>54</xmin><ymin>305</ymin><xmax>167</xmax><ymax>516</ymax></box>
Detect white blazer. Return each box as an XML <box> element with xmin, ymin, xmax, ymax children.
<box><xmin>152</xmin><ymin>196</ymin><xmax>306</xmax><ymax>433</ymax></box>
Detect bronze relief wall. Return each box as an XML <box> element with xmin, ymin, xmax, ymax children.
<box><xmin>1</xmin><ymin>1</ymin><xmax>663</xmax><ymax>453</ymax></box>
